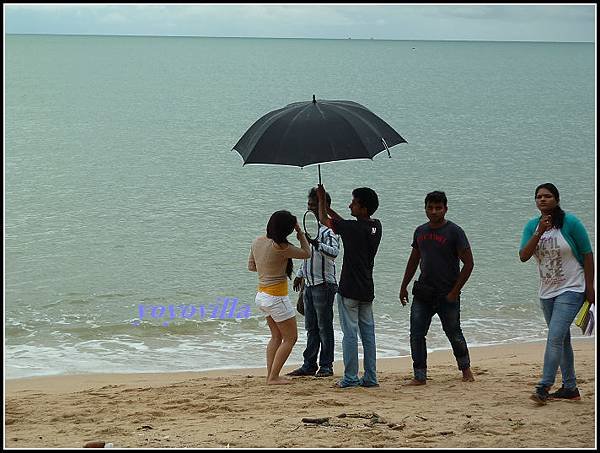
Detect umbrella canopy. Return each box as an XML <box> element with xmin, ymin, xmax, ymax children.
<box><xmin>232</xmin><ymin>96</ymin><xmax>407</xmax><ymax>170</ymax></box>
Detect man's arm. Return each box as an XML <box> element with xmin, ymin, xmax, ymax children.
<box><xmin>399</xmin><ymin>247</ymin><xmax>421</xmax><ymax>306</ymax></box>
<box><xmin>447</xmin><ymin>247</ymin><xmax>474</xmax><ymax>302</ymax></box>
<box><xmin>326</xmin><ymin>206</ymin><xmax>343</xmax><ymax>221</ymax></box>
<box><xmin>316</xmin><ymin>184</ymin><xmax>335</xmax><ymax>226</ymax></box>
<box><xmin>318</xmin><ymin>230</ymin><xmax>340</xmax><ymax>259</ymax></box>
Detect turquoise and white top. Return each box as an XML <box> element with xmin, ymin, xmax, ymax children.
<box><xmin>520</xmin><ymin>212</ymin><xmax>592</xmax><ymax>299</ymax></box>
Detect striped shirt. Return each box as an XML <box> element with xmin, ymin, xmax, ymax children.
<box><xmin>296</xmin><ymin>225</ymin><xmax>340</xmax><ymax>286</ymax></box>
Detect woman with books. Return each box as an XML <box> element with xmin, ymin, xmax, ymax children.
<box><xmin>519</xmin><ymin>183</ymin><xmax>595</xmax><ymax>404</ymax></box>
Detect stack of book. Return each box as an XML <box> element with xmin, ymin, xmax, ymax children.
<box><xmin>575</xmin><ymin>300</ymin><xmax>594</xmax><ymax>336</ymax></box>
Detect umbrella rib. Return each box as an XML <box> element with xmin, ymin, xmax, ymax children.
<box><xmin>313</xmin><ymin>102</ymin><xmax>342</xmax><ymax>162</ymax></box>
<box><xmin>320</xmin><ymin>105</ymin><xmax>375</xmax><ymax>161</ymax></box>
<box><xmin>330</xmin><ymin>103</ymin><xmax>405</xmax><ymax>153</ymax></box>
<box><xmin>275</xmin><ymin>103</ymin><xmax>314</xmax><ymax>165</ymax></box>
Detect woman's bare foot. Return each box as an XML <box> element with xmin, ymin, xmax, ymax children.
<box><xmin>267</xmin><ymin>376</ymin><xmax>293</xmax><ymax>385</ymax></box>
<box><xmin>406</xmin><ymin>379</ymin><xmax>426</xmax><ymax>386</ymax></box>
<box><xmin>462</xmin><ymin>368</ymin><xmax>475</xmax><ymax>382</ymax></box>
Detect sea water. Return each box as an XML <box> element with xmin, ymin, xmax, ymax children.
<box><xmin>5</xmin><ymin>35</ymin><xmax>595</xmax><ymax>378</ymax></box>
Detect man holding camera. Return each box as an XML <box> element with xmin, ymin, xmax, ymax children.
<box><xmin>287</xmin><ymin>187</ymin><xmax>340</xmax><ymax>378</ymax></box>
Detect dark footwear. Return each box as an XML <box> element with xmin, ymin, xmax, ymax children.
<box><xmin>530</xmin><ymin>386</ymin><xmax>550</xmax><ymax>405</ymax></box>
<box><xmin>286</xmin><ymin>367</ymin><xmax>316</xmax><ymax>377</ymax></box>
<box><xmin>315</xmin><ymin>368</ymin><xmax>334</xmax><ymax>377</ymax></box>
<box><xmin>549</xmin><ymin>386</ymin><xmax>581</xmax><ymax>400</ymax></box>
<box><xmin>359</xmin><ymin>380</ymin><xmax>380</xmax><ymax>388</ymax></box>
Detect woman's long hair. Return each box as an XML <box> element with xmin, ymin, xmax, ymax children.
<box><xmin>535</xmin><ymin>182</ymin><xmax>565</xmax><ymax>229</ymax></box>
<box><xmin>266</xmin><ymin>210</ymin><xmax>297</xmax><ymax>279</ymax></box>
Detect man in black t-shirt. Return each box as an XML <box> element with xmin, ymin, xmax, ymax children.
<box><xmin>399</xmin><ymin>191</ymin><xmax>475</xmax><ymax>385</ymax></box>
<box><xmin>317</xmin><ymin>184</ymin><xmax>382</xmax><ymax>388</ymax></box>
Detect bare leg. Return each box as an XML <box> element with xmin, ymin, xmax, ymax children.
<box><xmin>265</xmin><ymin>316</ymin><xmax>283</xmax><ymax>381</ymax></box>
<box><xmin>268</xmin><ymin>316</ymin><xmax>298</xmax><ymax>385</ymax></box>
<box><xmin>462</xmin><ymin>368</ymin><xmax>475</xmax><ymax>382</ymax></box>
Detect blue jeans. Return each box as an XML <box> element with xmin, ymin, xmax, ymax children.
<box><xmin>410</xmin><ymin>296</ymin><xmax>470</xmax><ymax>381</ymax></box>
<box><xmin>300</xmin><ymin>282</ymin><xmax>337</xmax><ymax>372</ymax></box>
<box><xmin>538</xmin><ymin>290</ymin><xmax>585</xmax><ymax>390</ymax></box>
<box><xmin>336</xmin><ymin>294</ymin><xmax>378</xmax><ymax>387</ymax></box>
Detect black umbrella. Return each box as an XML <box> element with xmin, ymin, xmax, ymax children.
<box><xmin>232</xmin><ymin>95</ymin><xmax>406</xmax><ymax>183</ymax></box>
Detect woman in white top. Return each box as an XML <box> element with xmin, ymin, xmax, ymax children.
<box><xmin>519</xmin><ymin>183</ymin><xmax>594</xmax><ymax>404</ymax></box>
<box><xmin>248</xmin><ymin>210</ymin><xmax>310</xmax><ymax>384</ymax></box>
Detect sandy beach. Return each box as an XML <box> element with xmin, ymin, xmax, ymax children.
<box><xmin>5</xmin><ymin>339</ymin><xmax>596</xmax><ymax>449</ymax></box>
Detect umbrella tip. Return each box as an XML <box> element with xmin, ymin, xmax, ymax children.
<box><xmin>312</xmin><ymin>94</ymin><xmax>316</xmax><ymax>104</ymax></box>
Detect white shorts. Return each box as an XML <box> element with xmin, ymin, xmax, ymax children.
<box><xmin>255</xmin><ymin>292</ymin><xmax>296</xmax><ymax>323</ymax></box>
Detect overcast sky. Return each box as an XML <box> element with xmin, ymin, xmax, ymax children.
<box><xmin>4</xmin><ymin>3</ymin><xmax>596</xmax><ymax>42</ymax></box>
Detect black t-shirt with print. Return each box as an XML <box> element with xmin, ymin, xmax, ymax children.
<box><xmin>332</xmin><ymin>217</ymin><xmax>382</xmax><ymax>302</ymax></box>
<box><xmin>411</xmin><ymin>220</ymin><xmax>470</xmax><ymax>296</ymax></box>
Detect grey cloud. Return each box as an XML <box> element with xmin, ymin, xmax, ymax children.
<box><xmin>424</xmin><ymin>5</ymin><xmax>595</xmax><ymax>22</ymax></box>
<box><xmin>4</xmin><ymin>4</ymin><xmax>596</xmax><ymax>42</ymax></box>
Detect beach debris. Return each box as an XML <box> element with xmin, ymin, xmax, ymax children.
<box><xmin>337</xmin><ymin>412</ymin><xmax>381</xmax><ymax>420</ymax></box>
<box><xmin>302</xmin><ymin>417</ymin><xmax>330</xmax><ymax>425</ymax></box>
<box><xmin>137</xmin><ymin>425</ymin><xmax>154</xmax><ymax>431</ymax></box>
<box><xmin>83</xmin><ymin>441</ymin><xmax>114</xmax><ymax>448</ymax></box>
<box><xmin>508</xmin><ymin>418</ymin><xmax>525</xmax><ymax>429</ymax></box>
<box><xmin>462</xmin><ymin>420</ymin><xmax>482</xmax><ymax>432</ymax></box>
<box><xmin>439</xmin><ymin>431</ymin><xmax>454</xmax><ymax>436</ymax></box>
<box><xmin>84</xmin><ymin>441</ymin><xmax>105</xmax><ymax>448</ymax></box>
<box><xmin>388</xmin><ymin>423</ymin><xmax>406</xmax><ymax>431</ymax></box>
<box><xmin>338</xmin><ymin>412</ymin><xmax>381</xmax><ymax>419</ymax></box>
<box><xmin>416</xmin><ymin>415</ymin><xmax>428</xmax><ymax>421</ymax></box>
<box><xmin>366</xmin><ymin>417</ymin><xmax>387</xmax><ymax>427</ymax></box>
<box><xmin>337</xmin><ymin>412</ymin><xmax>387</xmax><ymax>426</ymax></box>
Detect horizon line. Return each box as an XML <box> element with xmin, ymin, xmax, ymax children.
<box><xmin>5</xmin><ymin>32</ymin><xmax>594</xmax><ymax>44</ymax></box>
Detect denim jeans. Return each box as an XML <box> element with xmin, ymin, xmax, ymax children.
<box><xmin>336</xmin><ymin>294</ymin><xmax>378</xmax><ymax>387</ymax></box>
<box><xmin>300</xmin><ymin>282</ymin><xmax>337</xmax><ymax>372</ymax></box>
<box><xmin>409</xmin><ymin>296</ymin><xmax>470</xmax><ymax>381</ymax></box>
<box><xmin>538</xmin><ymin>290</ymin><xmax>585</xmax><ymax>390</ymax></box>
